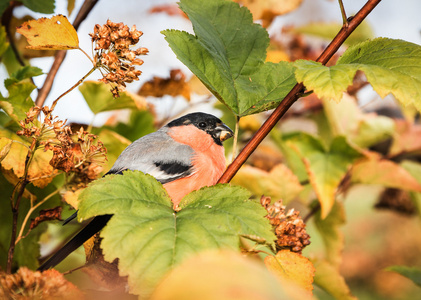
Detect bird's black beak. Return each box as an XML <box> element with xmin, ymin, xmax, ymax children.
<box><xmin>215</xmin><ymin>123</ymin><xmax>233</xmax><ymax>142</ymax></box>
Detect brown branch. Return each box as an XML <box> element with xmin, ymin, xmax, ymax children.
<box><xmin>6</xmin><ymin>139</ymin><xmax>35</xmax><ymax>274</ymax></box>
<box><xmin>1</xmin><ymin>2</ymin><xmax>25</xmax><ymax>67</ymax></box>
<box><xmin>218</xmin><ymin>0</ymin><xmax>382</xmax><ymax>184</ymax></box>
<box><xmin>35</xmin><ymin>0</ymin><xmax>99</xmax><ymax>107</ymax></box>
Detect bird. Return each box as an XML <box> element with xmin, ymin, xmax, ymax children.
<box><xmin>38</xmin><ymin>112</ymin><xmax>233</xmax><ymax>271</ymax></box>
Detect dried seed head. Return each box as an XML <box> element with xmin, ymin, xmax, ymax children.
<box><xmin>0</xmin><ymin>267</ymin><xmax>83</xmax><ymax>299</ymax></box>
<box><xmin>261</xmin><ymin>196</ymin><xmax>311</xmax><ymax>253</ymax></box>
<box><xmin>90</xmin><ymin>20</ymin><xmax>148</xmax><ymax>97</ymax></box>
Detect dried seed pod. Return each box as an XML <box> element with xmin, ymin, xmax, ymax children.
<box><xmin>90</xmin><ymin>20</ymin><xmax>148</xmax><ymax>97</ymax></box>
<box><xmin>261</xmin><ymin>196</ymin><xmax>311</xmax><ymax>253</ymax></box>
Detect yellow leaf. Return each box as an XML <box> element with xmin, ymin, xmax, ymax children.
<box><xmin>151</xmin><ymin>250</ymin><xmax>312</xmax><ymax>300</ymax></box>
<box><xmin>187</xmin><ymin>75</ymin><xmax>211</xmax><ymax>96</ymax></box>
<box><xmin>265</xmin><ymin>250</ymin><xmax>315</xmax><ymax>294</ymax></box>
<box><xmin>239</xmin><ymin>114</ymin><xmax>261</xmax><ymax>131</ymax></box>
<box><xmin>235</xmin><ymin>0</ymin><xmax>303</xmax><ymax>27</ymax></box>
<box><xmin>232</xmin><ymin>164</ymin><xmax>303</xmax><ymax>203</ymax></box>
<box><xmin>312</xmin><ymin>259</ymin><xmax>357</xmax><ymax>300</ymax></box>
<box><xmin>16</xmin><ymin>15</ymin><xmax>79</xmax><ymax>50</ymax></box>
<box><xmin>2</xmin><ymin>168</ymin><xmax>37</xmax><ymax>201</ymax></box>
<box><xmin>63</xmin><ymin>189</ymin><xmax>82</xmax><ymax>209</ymax></box>
<box><xmin>266</xmin><ymin>49</ymin><xmax>290</xmax><ymax>63</ymax></box>
<box><xmin>0</xmin><ymin>137</ymin><xmax>13</xmax><ymax>162</ymax></box>
<box><xmin>1</xmin><ymin>141</ymin><xmax>55</xmax><ymax>188</ymax></box>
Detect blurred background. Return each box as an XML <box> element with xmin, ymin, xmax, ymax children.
<box><xmin>2</xmin><ymin>0</ymin><xmax>421</xmax><ymax>299</ymax></box>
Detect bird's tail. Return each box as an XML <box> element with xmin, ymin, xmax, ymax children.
<box><xmin>37</xmin><ymin>214</ymin><xmax>112</xmax><ymax>271</ymax></box>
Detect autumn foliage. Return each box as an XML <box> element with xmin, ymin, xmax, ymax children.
<box><xmin>1</xmin><ymin>0</ymin><xmax>421</xmax><ymax>299</ymax></box>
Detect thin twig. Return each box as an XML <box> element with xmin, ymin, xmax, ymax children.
<box><xmin>6</xmin><ymin>140</ymin><xmax>37</xmax><ymax>273</ymax></box>
<box><xmin>62</xmin><ymin>264</ymin><xmax>87</xmax><ymax>275</ymax></box>
<box><xmin>15</xmin><ymin>189</ymin><xmax>61</xmax><ymax>244</ymax></box>
<box><xmin>303</xmin><ymin>203</ymin><xmax>320</xmax><ymax>223</ymax></box>
<box><xmin>78</xmin><ymin>46</ymin><xmax>96</xmax><ymax>66</ymax></box>
<box><xmin>1</xmin><ymin>2</ymin><xmax>36</xmax><ymax>86</ymax></box>
<box><xmin>50</xmin><ymin>66</ymin><xmax>96</xmax><ymax>111</ymax></box>
<box><xmin>35</xmin><ymin>0</ymin><xmax>99</xmax><ymax>107</ymax></box>
<box><xmin>218</xmin><ymin>0</ymin><xmax>382</xmax><ymax>185</ymax></box>
<box><xmin>231</xmin><ymin>116</ymin><xmax>240</xmax><ymax>163</ymax></box>
<box><xmin>338</xmin><ymin>0</ymin><xmax>348</xmax><ymax>26</ymax></box>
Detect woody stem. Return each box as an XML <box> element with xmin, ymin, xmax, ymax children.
<box><xmin>50</xmin><ymin>66</ymin><xmax>96</xmax><ymax>111</ymax></box>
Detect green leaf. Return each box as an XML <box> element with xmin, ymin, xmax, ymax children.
<box><xmin>401</xmin><ymin>160</ymin><xmax>421</xmax><ymax>216</ymax></box>
<box><xmin>0</xmin><ymin>25</ymin><xmax>9</xmax><ymax>59</ymax></box>
<box><xmin>20</xmin><ymin>0</ymin><xmax>55</xmax><ymax>14</ymax></box>
<box><xmin>0</xmin><ymin>1</ymin><xmax>11</xmax><ymax>17</ymax></box>
<box><xmin>314</xmin><ymin>201</ymin><xmax>345</xmax><ymax>268</ymax></box>
<box><xmin>386</xmin><ymin>265</ymin><xmax>421</xmax><ymax>287</ymax></box>
<box><xmin>312</xmin><ymin>258</ymin><xmax>357</xmax><ymax>300</ymax></box>
<box><xmin>285</xmin><ymin>133</ymin><xmax>361</xmax><ymax>218</ymax></box>
<box><xmin>295</xmin><ymin>38</ymin><xmax>421</xmax><ymax>112</ymax></box>
<box><xmin>5</xmin><ymin>66</ymin><xmax>43</xmax><ymax>88</ymax></box>
<box><xmin>323</xmin><ymin>95</ymin><xmax>395</xmax><ymax>148</ymax></box>
<box><xmin>162</xmin><ymin>0</ymin><xmax>297</xmax><ymax>116</ymax></box>
<box><xmin>97</xmin><ymin>129</ymin><xmax>131</xmax><ymax>171</ymax></box>
<box><xmin>78</xmin><ymin>170</ymin><xmax>275</xmax><ymax>297</ymax></box>
<box><xmin>79</xmin><ymin>81</ymin><xmax>147</xmax><ymax>114</ymax></box>
<box><xmin>291</xmin><ymin>21</ymin><xmax>374</xmax><ymax>46</ymax></box>
<box><xmin>103</xmin><ymin>109</ymin><xmax>156</xmax><ymax>142</ymax></box>
<box><xmin>271</xmin><ymin>131</ymin><xmax>308</xmax><ymax>183</ymax></box>
<box><xmin>0</xmin><ymin>67</ymin><xmax>40</xmax><ymax>122</ymax></box>
<box><xmin>0</xmin><ymin>173</ymin><xmax>62</xmax><ymax>270</ymax></box>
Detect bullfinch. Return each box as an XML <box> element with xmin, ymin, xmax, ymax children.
<box><xmin>38</xmin><ymin>112</ymin><xmax>233</xmax><ymax>271</ymax></box>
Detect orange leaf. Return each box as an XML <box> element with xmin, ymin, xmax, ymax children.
<box><xmin>352</xmin><ymin>154</ymin><xmax>421</xmax><ymax>192</ymax></box>
<box><xmin>16</xmin><ymin>15</ymin><xmax>79</xmax><ymax>50</ymax></box>
<box><xmin>235</xmin><ymin>0</ymin><xmax>303</xmax><ymax>27</ymax></box>
<box><xmin>265</xmin><ymin>250</ymin><xmax>315</xmax><ymax>294</ymax></box>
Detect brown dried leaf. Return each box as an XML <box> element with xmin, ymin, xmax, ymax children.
<box><xmin>29</xmin><ymin>206</ymin><xmax>62</xmax><ymax>230</ymax></box>
<box><xmin>149</xmin><ymin>4</ymin><xmax>186</xmax><ymax>17</ymax></box>
<box><xmin>138</xmin><ymin>69</ymin><xmax>191</xmax><ymax>100</ymax></box>
<box><xmin>16</xmin><ymin>15</ymin><xmax>79</xmax><ymax>50</ymax></box>
<box><xmin>265</xmin><ymin>250</ymin><xmax>315</xmax><ymax>293</ymax></box>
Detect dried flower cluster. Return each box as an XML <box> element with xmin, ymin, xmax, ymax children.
<box><xmin>17</xmin><ymin>106</ymin><xmax>107</xmax><ymax>187</ymax></box>
<box><xmin>261</xmin><ymin>196</ymin><xmax>311</xmax><ymax>253</ymax></box>
<box><xmin>17</xmin><ymin>106</ymin><xmax>67</xmax><ymax>140</ymax></box>
<box><xmin>0</xmin><ymin>267</ymin><xmax>84</xmax><ymax>300</ymax></box>
<box><xmin>90</xmin><ymin>20</ymin><xmax>149</xmax><ymax>97</ymax></box>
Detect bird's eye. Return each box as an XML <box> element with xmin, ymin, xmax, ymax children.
<box><xmin>198</xmin><ymin>122</ymin><xmax>207</xmax><ymax>128</ymax></box>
